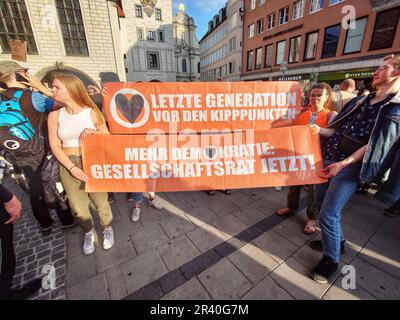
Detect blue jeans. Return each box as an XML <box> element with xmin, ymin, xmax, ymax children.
<box><xmin>126</xmin><ymin>192</ymin><xmax>144</xmax><ymax>205</ymax></box>
<box><xmin>316</xmin><ymin>159</ymin><xmax>362</xmax><ymax>263</ymax></box>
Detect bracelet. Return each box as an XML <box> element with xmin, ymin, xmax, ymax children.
<box><xmin>68</xmin><ymin>165</ymin><xmax>77</xmax><ymax>171</ymax></box>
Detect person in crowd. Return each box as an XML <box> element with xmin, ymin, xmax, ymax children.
<box><xmin>48</xmin><ymin>74</ymin><xmax>114</xmax><ymax>255</ymax></box>
<box><xmin>275</xmin><ymin>83</ymin><xmax>337</xmax><ymax>235</ymax></box>
<box><xmin>308</xmin><ymin>54</ymin><xmax>400</xmax><ymax>283</ymax></box>
<box><xmin>0</xmin><ymin>61</ymin><xmax>74</xmax><ymax>234</ymax></box>
<box><xmin>358</xmin><ymin>87</ymin><xmax>371</xmax><ymax>97</ymax></box>
<box><xmin>205</xmin><ymin>189</ymin><xmax>231</xmax><ymax>195</ymax></box>
<box><xmin>0</xmin><ymin>184</ymin><xmax>42</xmax><ymax>300</ymax></box>
<box><xmin>334</xmin><ymin>78</ymin><xmax>357</xmax><ymax>112</ymax></box>
<box><xmin>127</xmin><ymin>192</ymin><xmax>164</xmax><ymax>210</ymax></box>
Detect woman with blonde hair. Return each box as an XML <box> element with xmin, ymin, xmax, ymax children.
<box><xmin>48</xmin><ymin>74</ymin><xmax>114</xmax><ymax>255</ymax></box>
<box><xmin>275</xmin><ymin>82</ymin><xmax>337</xmax><ymax>235</ymax></box>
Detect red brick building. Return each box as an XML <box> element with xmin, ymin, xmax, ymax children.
<box><xmin>241</xmin><ymin>0</ymin><xmax>400</xmax><ymax>90</ymax></box>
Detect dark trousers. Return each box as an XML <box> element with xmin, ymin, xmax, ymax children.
<box><xmin>22</xmin><ymin>166</ymin><xmax>74</xmax><ymax>228</ymax></box>
<box><xmin>0</xmin><ymin>209</ymin><xmax>15</xmax><ymax>294</ymax></box>
<box><xmin>287</xmin><ymin>184</ymin><xmax>318</xmax><ymax>220</ymax></box>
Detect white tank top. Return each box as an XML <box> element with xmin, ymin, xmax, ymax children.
<box><xmin>57</xmin><ymin>107</ymin><xmax>97</xmax><ymax>147</ymax></box>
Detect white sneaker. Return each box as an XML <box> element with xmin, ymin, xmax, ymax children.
<box><xmin>102</xmin><ymin>227</ymin><xmax>115</xmax><ymax>250</ymax></box>
<box><xmin>149</xmin><ymin>198</ymin><xmax>163</xmax><ymax>210</ymax></box>
<box><xmin>83</xmin><ymin>230</ymin><xmax>96</xmax><ymax>255</ymax></box>
<box><xmin>131</xmin><ymin>207</ymin><xmax>140</xmax><ymax>222</ymax></box>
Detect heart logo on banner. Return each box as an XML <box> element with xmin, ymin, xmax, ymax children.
<box><xmin>115</xmin><ymin>93</ymin><xmax>145</xmax><ymax>124</ymax></box>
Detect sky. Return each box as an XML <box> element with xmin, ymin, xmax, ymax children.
<box><xmin>172</xmin><ymin>0</ymin><xmax>228</xmax><ymax>41</ymax></box>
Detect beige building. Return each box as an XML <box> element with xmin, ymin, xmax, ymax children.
<box><xmin>173</xmin><ymin>3</ymin><xmax>200</xmax><ymax>82</ymax></box>
<box><xmin>199</xmin><ymin>0</ymin><xmax>244</xmax><ymax>82</ymax></box>
<box><xmin>120</xmin><ymin>0</ymin><xmax>176</xmax><ymax>82</ymax></box>
<box><xmin>0</xmin><ymin>0</ymin><xmax>126</xmax><ymax>86</ymax></box>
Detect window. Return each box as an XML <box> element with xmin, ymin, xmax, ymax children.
<box><xmin>147</xmin><ymin>52</ymin><xmax>160</xmax><ymax>69</ymax></box>
<box><xmin>256</xmin><ymin>19</ymin><xmax>263</xmax><ymax>34</ymax></box>
<box><xmin>255</xmin><ymin>47</ymin><xmax>263</xmax><ymax>69</ymax></box>
<box><xmin>229</xmin><ymin>61</ymin><xmax>235</xmax><ymax>74</ymax></box>
<box><xmin>135</xmin><ymin>4</ymin><xmax>142</xmax><ymax>17</ymax></box>
<box><xmin>137</xmin><ymin>27</ymin><xmax>144</xmax><ymax>40</ymax></box>
<box><xmin>370</xmin><ymin>7</ymin><xmax>400</xmax><ymax>51</ymax></box>
<box><xmin>197</xmin><ymin>62</ymin><xmax>200</xmax><ymax>73</ymax></box>
<box><xmin>55</xmin><ymin>0</ymin><xmax>89</xmax><ymax>56</ymax></box>
<box><xmin>265</xmin><ymin>44</ymin><xmax>273</xmax><ymax>67</ymax></box>
<box><xmin>266</xmin><ymin>13</ymin><xmax>275</xmax><ymax>30</ymax></box>
<box><xmin>246</xmin><ymin>50</ymin><xmax>253</xmax><ymax>71</ymax></box>
<box><xmin>329</xmin><ymin>0</ymin><xmax>344</xmax><ymax>5</ymax></box>
<box><xmin>158</xmin><ymin>30</ymin><xmax>164</xmax><ymax>42</ymax></box>
<box><xmin>293</xmin><ymin>0</ymin><xmax>304</xmax><ymax>20</ymax></box>
<box><xmin>182</xmin><ymin>59</ymin><xmax>187</xmax><ymax>72</ymax></box>
<box><xmin>279</xmin><ymin>7</ymin><xmax>289</xmax><ymax>25</ymax></box>
<box><xmin>310</xmin><ymin>0</ymin><xmax>323</xmax><ymax>13</ymax></box>
<box><xmin>304</xmin><ymin>31</ymin><xmax>318</xmax><ymax>60</ymax></box>
<box><xmin>321</xmin><ymin>24</ymin><xmax>340</xmax><ymax>58</ymax></box>
<box><xmin>147</xmin><ymin>30</ymin><xmax>155</xmax><ymax>41</ymax></box>
<box><xmin>229</xmin><ymin>37</ymin><xmax>236</xmax><ymax>51</ymax></box>
<box><xmin>289</xmin><ymin>36</ymin><xmax>301</xmax><ymax>63</ymax></box>
<box><xmin>228</xmin><ymin>12</ymin><xmax>238</xmax><ymax>30</ymax></box>
<box><xmin>155</xmin><ymin>8</ymin><xmax>162</xmax><ymax>20</ymax></box>
<box><xmin>258</xmin><ymin>0</ymin><xmax>265</xmax><ymax>5</ymax></box>
<box><xmin>276</xmin><ymin>41</ymin><xmax>286</xmax><ymax>65</ymax></box>
<box><xmin>249</xmin><ymin>0</ymin><xmax>256</xmax><ymax>11</ymax></box>
<box><xmin>344</xmin><ymin>17</ymin><xmax>367</xmax><ymax>54</ymax></box>
<box><xmin>0</xmin><ymin>0</ymin><xmax>38</xmax><ymax>54</ymax></box>
<box><xmin>248</xmin><ymin>24</ymin><xmax>254</xmax><ymax>38</ymax></box>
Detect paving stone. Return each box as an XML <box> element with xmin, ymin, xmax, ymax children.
<box><xmin>124</xmin><ymin>281</ymin><xmax>164</xmax><ymax>300</ymax></box>
<box><xmin>342</xmin><ymin>203</ymin><xmax>385</xmax><ymax>234</ymax></box>
<box><xmin>231</xmin><ymin>206</ymin><xmax>266</xmax><ymax>226</ymax></box>
<box><xmin>240</xmin><ymin>188</ymin><xmax>274</xmax><ymax>201</ymax></box>
<box><xmin>272</xmin><ymin>212</ymin><xmax>319</xmax><ymax>247</ymax></box>
<box><xmin>110</xmin><ymin>218</ymin><xmax>144</xmax><ymax>241</ymax></box>
<box><xmin>292</xmin><ymin>243</ymin><xmax>324</xmax><ymax>270</ymax></box>
<box><xmin>187</xmin><ymin>224</ymin><xmax>228</xmax><ymax>253</ymax></box>
<box><xmin>120</xmin><ymin>250</ymin><xmax>168</xmax><ymax>294</ymax></box>
<box><xmin>66</xmin><ymin>273</ymin><xmax>109</xmax><ymax>300</ymax></box>
<box><xmin>161</xmin><ymin>199</ymin><xmax>193</xmax><ymax>219</ymax></box>
<box><xmin>270</xmin><ymin>258</ymin><xmax>342</xmax><ymax>300</ymax></box>
<box><xmin>241</xmin><ymin>276</ymin><xmax>293</xmax><ymax>300</ymax></box>
<box><xmin>228</xmin><ymin>243</ymin><xmax>279</xmax><ymax>284</ymax></box>
<box><xmin>350</xmin><ymin>257</ymin><xmax>400</xmax><ymax>299</ymax></box>
<box><xmin>159</xmin><ymin>216</ymin><xmax>196</xmax><ymax>240</ymax></box>
<box><xmin>211</xmin><ymin>213</ymin><xmax>249</xmax><ymax>238</ymax></box>
<box><xmin>157</xmin><ymin>235</ymin><xmax>201</xmax><ymax>271</ymax></box>
<box><xmin>252</xmin><ymin>230</ymin><xmax>299</xmax><ymax>264</ymax></box>
<box><xmin>236</xmin><ymin>225</ymin><xmax>264</xmax><ymax>243</ymax></box>
<box><xmin>226</xmin><ymin>190</ymin><xmax>253</xmax><ymax>208</ymax></box>
<box><xmin>358</xmin><ymin>242</ymin><xmax>400</xmax><ymax>279</ymax></box>
<box><xmin>369</xmin><ymin>229</ymin><xmax>400</xmax><ymax>256</ymax></box>
<box><xmin>186</xmin><ymin>206</ymin><xmax>219</xmax><ymax>227</ymax></box>
<box><xmin>65</xmin><ymin>229</ymin><xmax>85</xmax><ymax>258</ymax></box>
<box><xmin>340</xmin><ymin>221</ymin><xmax>373</xmax><ymax>264</ymax></box>
<box><xmin>207</xmin><ymin>198</ymin><xmax>238</xmax><ymax>217</ymax></box>
<box><xmin>158</xmin><ymin>269</ymin><xmax>186</xmax><ymax>294</ymax></box>
<box><xmin>183</xmin><ymin>192</ymin><xmax>212</xmax><ymax>208</ymax></box>
<box><xmin>130</xmin><ymin>223</ymin><xmax>169</xmax><ymax>255</ymax></box>
<box><xmin>198</xmin><ymin>259</ymin><xmax>253</xmax><ymax>299</ymax></box>
<box><xmin>105</xmin><ymin>265</ymin><xmax>128</xmax><ymax>300</ymax></box>
<box><xmin>180</xmin><ymin>249</ymin><xmax>221</xmax><ymax>280</ymax></box>
<box><xmin>323</xmin><ymin>277</ymin><xmax>377</xmax><ymax>300</ymax></box>
<box><xmin>66</xmin><ymin>253</ymin><xmax>96</xmax><ymax>287</ymax></box>
<box><xmin>95</xmin><ymin>235</ymin><xmax>137</xmax><ymax>273</ymax></box>
<box><xmin>214</xmin><ymin>237</ymin><xmax>245</xmax><ymax>258</ymax></box>
<box><xmin>161</xmin><ymin>277</ymin><xmax>212</xmax><ymax>300</ymax></box>
<box><xmin>140</xmin><ymin>207</ymin><xmax>171</xmax><ymax>226</ymax></box>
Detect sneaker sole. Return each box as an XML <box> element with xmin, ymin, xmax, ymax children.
<box><xmin>310</xmin><ymin>272</ymin><xmax>328</xmax><ymax>284</ymax></box>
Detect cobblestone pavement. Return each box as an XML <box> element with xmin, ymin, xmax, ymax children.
<box><xmin>2</xmin><ymin>180</ymin><xmax>66</xmax><ymax>300</ymax></box>
<box><xmin>62</xmin><ymin>188</ymin><xmax>400</xmax><ymax>300</ymax></box>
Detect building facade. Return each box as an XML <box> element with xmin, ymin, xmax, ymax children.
<box><xmin>199</xmin><ymin>0</ymin><xmax>244</xmax><ymax>82</ymax></box>
<box><xmin>241</xmin><ymin>0</ymin><xmax>400</xmax><ymax>89</ymax></box>
<box><xmin>120</xmin><ymin>0</ymin><xmax>176</xmax><ymax>82</ymax></box>
<box><xmin>0</xmin><ymin>0</ymin><xmax>126</xmax><ymax>86</ymax></box>
<box><xmin>173</xmin><ymin>4</ymin><xmax>200</xmax><ymax>82</ymax></box>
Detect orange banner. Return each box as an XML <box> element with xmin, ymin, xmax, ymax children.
<box><xmin>82</xmin><ymin>126</ymin><xmax>326</xmax><ymax>192</ymax></box>
<box><xmin>103</xmin><ymin>82</ymin><xmax>302</xmax><ymax>134</ymax></box>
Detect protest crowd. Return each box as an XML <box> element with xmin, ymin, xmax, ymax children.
<box><xmin>0</xmin><ymin>53</ymin><xmax>399</xmax><ymax>300</ymax></box>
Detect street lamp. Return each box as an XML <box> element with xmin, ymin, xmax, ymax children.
<box><xmin>280</xmin><ymin>60</ymin><xmax>288</xmax><ymax>80</ymax></box>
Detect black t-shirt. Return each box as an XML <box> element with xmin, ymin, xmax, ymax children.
<box><xmin>323</xmin><ymin>93</ymin><xmax>395</xmax><ymax>161</ymax></box>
